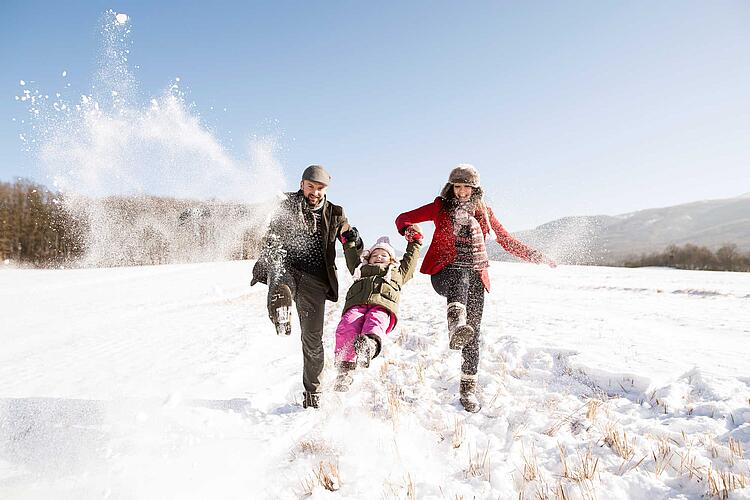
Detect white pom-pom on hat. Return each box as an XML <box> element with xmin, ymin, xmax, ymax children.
<box><xmin>361</xmin><ymin>236</ymin><xmax>397</xmax><ymax>263</ymax></box>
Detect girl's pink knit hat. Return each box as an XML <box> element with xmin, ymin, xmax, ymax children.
<box><xmin>361</xmin><ymin>236</ymin><xmax>397</xmax><ymax>263</ymax></box>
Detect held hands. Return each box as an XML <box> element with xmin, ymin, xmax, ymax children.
<box><xmin>404</xmin><ymin>224</ymin><xmax>423</xmax><ymax>243</ymax></box>
<box><xmin>340</xmin><ymin>224</ymin><xmax>361</xmax><ymax>246</ymax></box>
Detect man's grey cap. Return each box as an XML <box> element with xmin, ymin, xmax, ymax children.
<box><xmin>302</xmin><ymin>165</ymin><xmax>331</xmax><ymax>185</ymax></box>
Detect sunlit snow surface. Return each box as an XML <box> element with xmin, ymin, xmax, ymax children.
<box><xmin>1</xmin><ymin>261</ymin><xmax>749</xmax><ymax>499</ymax></box>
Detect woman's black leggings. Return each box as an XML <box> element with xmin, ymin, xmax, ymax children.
<box><xmin>431</xmin><ymin>267</ymin><xmax>485</xmax><ymax>375</ymax></box>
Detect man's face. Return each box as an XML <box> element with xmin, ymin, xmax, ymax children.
<box><xmin>300</xmin><ymin>180</ymin><xmax>328</xmax><ymax>206</ymax></box>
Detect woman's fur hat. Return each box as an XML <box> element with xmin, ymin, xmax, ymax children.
<box><xmin>440</xmin><ymin>163</ymin><xmax>483</xmax><ymax>199</ymax></box>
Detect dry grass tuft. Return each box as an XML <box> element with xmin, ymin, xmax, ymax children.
<box><xmin>586</xmin><ymin>399</ymin><xmax>604</xmax><ymax>421</ymax></box>
<box><xmin>706</xmin><ymin>467</ymin><xmax>748</xmax><ymax>499</ymax></box>
<box><xmin>296</xmin><ymin>460</ymin><xmax>341</xmax><ymax>495</ymax></box>
<box><xmin>487</xmin><ymin>385</ymin><xmax>505</xmax><ymax>409</ymax></box>
<box><xmin>544</xmin><ymin>403</ymin><xmax>588</xmax><ymax>436</ymax></box>
<box><xmin>602</xmin><ymin>423</ymin><xmax>635</xmax><ymax>460</ymax></box>
<box><xmin>520</xmin><ymin>444</ymin><xmax>540</xmax><ymax>483</ymax></box>
<box><xmin>380</xmin><ymin>473</ymin><xmax>416</xmax><ymax>499</ymax></box>
<box><xmin>534</xmin><ymin>481</ymin><xmax>571</xmax><ymax>500</ymax></box>
<box><xmin>465</xmin><ymin>441</ymin><xmax>492</xmax><ymax>480</ymax></box>
<box><xmin>452</xmin><ymin>417</ymin><xmax>465</xmax><ymax>449</ymax></box>
<box><xmin>294</xmin><ymin>438</ymin><xmax>334</xmax><ymax>457</ymax></box>
<box><xmin>405</xmin><ymin>473</ymin><xmax>416</xmax><ymax>498</ymax></box>
<box><xmin>728</xmin><ymin>437</ymin><xmax>744</xmax><ymax>459</ymax></box>
<box><xmin>386</xmin><ymin>384</ymin><xmax>403</xmax><ymax>427</ymax></box>
<box><xmin>316</xmin><ymin>460</ymin><xmax>340</xmax><ymax>491</ymax></box>
<box><xmin>674</xmin><ymin>449</ymin><xmax>705</xmax><ymax>480</ymax></box>
<box><xmin>379</xmin><ymin>360</ymin><xmax>395</xmax><ymax>380</ymax></box>
<box><xmin>575</xmin><ymin>447</ymin><xmax>599</xmax><ymax>483</ymax></box>
<box><xmin>558</xmin><ymin>444</ymin><xmax>599</xmax><ymax>483</ymax></box>
<box><xmin>512</xmin><ymin>421</ymin><xmax>529</xmax><ymax>441</ymax></box>
<box><xmin>415</xmin><ymin>362</ymin><xmax>425</xmax><ymax>384</ymax></box>
<box><xmin>297</xmin><ymin>472</ymin><xmax>318</xmax><ymax>497</ymax></box>
<box><xmin>652</xmin><ymin>438</ymin><xmax>674</xmax><ymax>477</ymax></box>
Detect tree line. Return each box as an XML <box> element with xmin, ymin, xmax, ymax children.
<box><xmin>1</xmin><ymin>179</ymin><xmax>267</xmax><ymax>268</ymax></box>
<box><xmin>619</xmin><ymin>244</ymin><xmax>750</xmax><ymax>272</ymax></box>
<box><xmin>3</xmin><ymin>179</ymin><xmax>749</xmax><ymax>272</ymax></box>
<box><xmin>0</xmin><ymin>179</ymin><xmax>85</xmax><ymax>266</ymax></box>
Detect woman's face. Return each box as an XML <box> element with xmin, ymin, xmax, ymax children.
<box><xmin>453</xmin><ymin>183</ymin><xmax>473</xmax><ymax>201</ymax></box>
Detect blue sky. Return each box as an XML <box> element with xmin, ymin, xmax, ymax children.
<box><xmin>2</xmin><ymin>1</ymin><xmax>749</xmax><ymax>243</ymax></box>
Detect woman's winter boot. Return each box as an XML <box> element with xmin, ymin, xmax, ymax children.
<box><xmin>302</xmin><ymin>391</ymin><xmax>320</xmax><ymax>409</ymax></box>
<box><xmin>334</xmin><ymin>361</ymin><xmax>356</xmax><ymax>392</ymax></box>
<box><xmin>447</xmin><ymin>302</ymin><xmax>474</xmax><ymax>350</ymax></box>
<box><xmin>459</xmin><ymin>374</ymin><xmax>481</xmax><ymax>413</ymax></box>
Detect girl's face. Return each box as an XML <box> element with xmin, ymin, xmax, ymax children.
<box><xmin>368</xmin><ymin>249</ymin><xmax>391</xmax><ymax>265</ymax></box>
<box><xmin>453</xmin><ymin>183</ymin><xmax>473</xmax><ymax>201</ymax></box>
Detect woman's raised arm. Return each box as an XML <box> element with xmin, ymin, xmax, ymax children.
<box><xmin>395</xmin><ymin>199</ymin><xmax>439</xmax><ymax>234</ymax></box>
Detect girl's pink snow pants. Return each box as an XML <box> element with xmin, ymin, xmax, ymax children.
<box><xmin>334</xmin><ymin>304</ymin><xmax>394</xmax><ymax>363</ymax></box>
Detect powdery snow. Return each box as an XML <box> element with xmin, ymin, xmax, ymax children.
<box><xmin>1</xmin><ymin>261</ymin><xmax>748</xmax><ymax>499</ymax></box>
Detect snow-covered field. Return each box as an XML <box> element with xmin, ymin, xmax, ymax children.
<box><xmin>1</xmin><ymin>260</ymin><xmax>749</xmax><ymax>499</ymax></box>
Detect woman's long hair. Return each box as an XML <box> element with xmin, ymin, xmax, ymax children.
<box><xmin>439</xmin><ymin>183</ymin><xmax>490</xmax><ymax>228</ymax></box>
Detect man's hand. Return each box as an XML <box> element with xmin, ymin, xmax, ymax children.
<box><xmin>340</xmin><ymin>225</ymin><xmax>360</xmax><ymax>246</ymax></box>
<box><xmin>404</xmin><ymin>224</ymin><xmax>423</xmax><ymax>243</ymax></box>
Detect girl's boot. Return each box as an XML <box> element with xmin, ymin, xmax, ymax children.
<box><xmin>447</xmin><ymin>302</ymin><xmax>474</xmax><ymax>350</ymax></box>
<box><xmin>459</xmin><ymin>374</ymin><xmax>481</xmax><ymax>413</ymax></box>
<box><xmin>354</xmin><ymin>334</ymin><xmax>381</xmax><ymax>368</ymax></box>
<box><xmin>334</xmin><ymin>361</ymin><xmax>356</xmax><ymax>392</ymax></box>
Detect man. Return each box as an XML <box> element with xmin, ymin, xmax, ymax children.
<box><xmin>251</xmin><ymin>165</ymin><xmax>362</xmax><ymax>409</ymax></box>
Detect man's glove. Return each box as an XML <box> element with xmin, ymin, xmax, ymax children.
<box><xmin>340</xmin><ymin>226</ymin><xmax>362</xmax><ymax>249</ymax></box>
<box><xmin>404</xmin><ymin>224</ymin><xmax>423</xmax><ymax>243</ymax></box>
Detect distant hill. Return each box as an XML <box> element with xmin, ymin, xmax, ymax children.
<box><xmin>489</xmin><ymin>193</ymin><xmax>750</xmax><ymax>264</ymax></box>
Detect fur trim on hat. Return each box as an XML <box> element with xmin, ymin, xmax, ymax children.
<box><xmin>440</xmin><ymin>183</ymin><xmax>484</xmax><ymax>201</ymax></box>
<box><xmin>448</xmin><ymin>164</ymin><xmax>480</xmax><ymax>187</ymax></box>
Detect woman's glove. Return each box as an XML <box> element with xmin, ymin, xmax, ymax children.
<box><xmin>529</xmin><ymin>249</ymin><xmax>557</xmax><ymax>268</ymax></box>
<box><xmin>404</xmin><ymin>224</ymin><xmax>423</xmax><ymax>243</ymax></box>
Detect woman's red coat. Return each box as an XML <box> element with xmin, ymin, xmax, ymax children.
<box><xmin>395</xmin><ymin>198</ymin><xmax>542</xmax><ymax>292</ymax></box>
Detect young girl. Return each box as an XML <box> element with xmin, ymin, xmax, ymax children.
<box><xmin>334</xmin><ymin>227</ymin><xmax>423</xmax><ymax>392</ymax></box>
<box><xmin>395</xmin><ymin>164</ymin><xmax>556</xmax><ymax>412</ymax></box>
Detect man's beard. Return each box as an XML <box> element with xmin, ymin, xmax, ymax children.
<box><xmin>305</xmin><ymin>194</ymin><xmax>325</xmax><ymax>209</ymax></box>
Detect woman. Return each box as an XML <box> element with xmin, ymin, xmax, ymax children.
<box><xmin>395</xmin><ymin>164</ymin><xmax>555</xmax><ymax>412</ymax></box>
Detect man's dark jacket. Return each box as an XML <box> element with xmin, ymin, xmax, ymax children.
<box><xmin>251</xmin><ymin>191</ymin><xmax>359</xmax><ymax>302</ymax></box>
